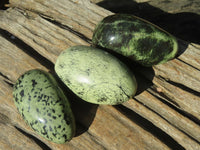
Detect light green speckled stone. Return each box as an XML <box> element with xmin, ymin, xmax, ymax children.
<box><xmin>55</xmin><ymin>45</ymin><xmax>137</xmax><ymax>105</ymax></box>
<box><xmin>13</xmin><ymin>69</ymin><xmax>75</xmax><ymax>144</ymax></box>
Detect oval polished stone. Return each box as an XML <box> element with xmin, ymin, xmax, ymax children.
<box><xmin>55</xmin><ymin>45</ymin><xmax>137</xmax><ymax>105</ymax></box>
<box><xmin>13</xmin><ymin>69</ymin><xmax>75</xmax><ymax>143</ymax></box>
<box><xmin>92</xmin><ymin>14</ymin><xmax>178</xmax><ymax>66</ymax></box>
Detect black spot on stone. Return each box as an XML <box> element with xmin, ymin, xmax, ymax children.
<box><xmin>62</xmin><ymin>128</ymin><xmax>66</xmax><ymax>131</ymax></box>
<box><xmin>121</xmin><ymin>33</ymin><xmax>133</xmax><ymax>48</ymax></box>
<box><xmin>65</xmin><ymin>78</ymin><xmax>71</xmax><ymax>85</ymax></box>
<box><xmin>20</xmin><ymin>90</ymin><xmax>24</xmax><ymax>97</ymax></box>
<box><xmin>20</xmin><ymin>74</ymin><xmax>25</xmax><ymax>79</ymax></box>
<box><xmin>37</xmin><ymin>94</ymin><xmax>44</xmax><ymax>100</ymax></box>
<box><xmin>18</xmin><ymin>79</ymin><xmax>22</xmax><ymax>85</ymax></box>
<box><xmin>15</xmin><ymin>96</ymin><xmax>19</xmax><ymax>103</ymax></box>
<box><xmin>59</xmin><ymin>64</ymin><xmax>65</xmax><ymax>69</ymax></box>
<box><xmin>27</xmin><ymin>106</ymin><xmax>30</xmax><ymax>112</ymax></box>
<box><xmin>46</xmin><ymin>135</ymin><xmax>49</xmax><ymax>139</ymax></box>
<box><xmin>97</xmin><ymin>97</ymin><xmax>107</xmax><ymax>102</ymax></box>
<box><xmin>28</xmin><ymin>95</ymin><xmax>31</xmax><ymax>101</ymax></box>
<box><xmin>77</xmin><ymin>91</ymin><xmax>84</xmax><ymax>95</ymax></box>
<box><xmin>30</xmin><ymin>122</ymin><xmax>34</xmax><ymax>127</ymax></box>
<box><xmin>129</xmin><ymin>23</ymin><xmax>141</xmax><ymax>32</ymax></box>
<box><xmin>140</xmin><ymin>23</ymin><xmax>154</xmax><ymax>34</ymax></box>
<box><xmin>63</xmin><ymin>134</ymin><xmax>67</xmax><ymax>140</ymax></box>
<box><xmin>64</xmin><ymin>114</ymin><xmax>70</xmax><ymax>125</ymax></box>
<box><xmin>45</xmin><ymin>85</ymin><xmax>51</xmax><ymax>89</ymax></box>
<box><xmin>41</xmin><ymin>126</ymin><xmax>48</xmax><ymax>135</ymax></box>
<box><xmin>47</xmin><ymin>113</ymin><xmax>51</xmax><ymax>117</ymax></box>
<box><xmin>52</xmin><ymin>116</ymin><xmax>57</xmax><ymax>120</ymax></box>
<box><xmin>58</xmin><ymin>125</ymin><xmax>61</xmax><ymax>128</ymax></box>
<box><xmin>42</xmin><ymin>99</ymin><xmax>48</xmax><ymax>105</ymax></box>
<box><xmin>52</xmin><ymin>133</ymin><xmax>57</xmax><ymax>137</ymax></box>
<box><xmin>21</xmin><ymin>112</ymin><xmax>25</xmax><ymax>119</ymax></box>
<box><xmin>19</xmin><ymin>85</ymin><xmax>23</xmax><ymax>88</ymax></box>
<box><xmin>49</xmin><ymin>126</ymin><xmax>53</xmax><ymax>131</ymax></box>
<box><xmin>59</xmin><ymin>103</ymin><xmax>64</xmax><ymax>106</ymax></box>
<box><xmin>46</xmin><ymin>96</ymin><xmax>50</xmax><ymax>101</ymax></box>
<box><xmin>52</xmin><ymin>109</ymin><xmax>55</xmax><ymax>113</ymax></box>
<box><xmin>137</xmin><ymin>38</ymin><xmax>158</xmax><ymax>54</ymax></box>
<box><xmin>36</xmin><ymin>108</ymin><xmax>40</xmax><ymax>113</ymax></box>
<box><xmin>31</xmin><ymin>80</ymin><xmax>37</xmax><ymax>87</ymax></box>
<box><xmin>155</xmin><ymin>40</ymin><xmax>172</xmax><ymax>54</ymax></box>
<box><xmin>44</xmin><ymin>79</ymin><xmax>47</xmax><ymax>83</ymax></box>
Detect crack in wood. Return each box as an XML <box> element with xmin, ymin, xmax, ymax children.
<box><xmin>177</xmin><ymin>58</ymin><xmax>200</xmax><ymax>72</ymax></box>
<box><xmin>40</xmin><ymin>15</ymin><xmax>92</xmax><ymax>44</ymax></box>
<box><xmin>158</xmin><ymin>75</ymin><xmax>200</xmax><ymax>96</ymax></box>
<box><xmin>0</xmin><ymin>72</ymin><xmax>14</xmax><ymax>87</ymax></box>
<box><xmin>114</xmin><ymin>104</ymin><xmax>186</xmax><ymax>150</ymax></box>
<box><xmin>14</xmin><ymin>126</ymin><xmax>51</xmax><ymax>150</ymax></box>
<box><xmin>0</xmin><ymin>0</ymin><xmax>199</xmax><ymax>149</ymax></box>
<box><xmin>0</xmin><ymin>113</ymin><xmax>11</xmax><ymax>124</ymax></box>
<box><xmin>147</xmin><ymin>87</ymin><xmax>200</xmax><ymax>125</ymax></box>
<box><xmin>0</xmin><ymin>29</ymin><xmax>54</xmax><ymax>71</ymax></box>
<box><xmin>85</xmin><ymin>131</ymin><xmax>108</xmax><ymax>150</ymax></box>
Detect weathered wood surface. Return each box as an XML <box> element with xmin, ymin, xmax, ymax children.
<box><xmin>0</xmin><ymin>0</ymin><xmax>200</xmax><ymax>149</ymax></box>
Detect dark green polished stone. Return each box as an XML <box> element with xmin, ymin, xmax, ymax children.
<box><xmin>92</xmin><ymin>14</ymin><xmax>178</xmax><ymax>66</ymax></box>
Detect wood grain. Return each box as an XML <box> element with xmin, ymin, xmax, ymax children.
<box><xmin>0</xmin><ymin>0</ymin><xmax>199</xmax><ymax>149</ymax></box>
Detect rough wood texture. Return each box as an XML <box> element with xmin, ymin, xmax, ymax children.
<box><xmin>0</xmin><ymin>0</ymin><xmax>199</xmax><ymax>149</ymax></box>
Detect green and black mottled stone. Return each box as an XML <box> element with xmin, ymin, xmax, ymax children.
<box><xmin>55</xmin><ymin>45</ymin><xmax>137</xmax><ymax>105</ymax></box>
<box><xmin>13</xmin><ymin>69</ymin><xmax>75</xmax><ymax>144</ymax></box>
<box><xmin>92</xmin><ymin>14</ymin><xmax>178</xmax><ymax>66</ymax></box>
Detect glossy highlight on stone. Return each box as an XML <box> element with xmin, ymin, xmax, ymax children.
<box><xmin>13</xmin><ymin>69</ymin><xmax>75</xmax><ymax>144</ymax></box>
<box><xmin>92</xmin><ymin>14</ymin><xmax>178</xmax><ymax>66</ymax></box>
<box><xmin>55</xmin><ymin>45</ymin><xmax>137</xmax><ymax>105</ymax></box>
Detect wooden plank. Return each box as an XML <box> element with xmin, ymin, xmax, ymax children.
<box><xmin>0</xmin><ymin>31</ymin><xmax>169</xmax><ymax>149</ymax></box>
<box><xmin>0</xmin><ymin>123</ymin><xmax>43</xmax><ymax>150</ymax></box>
<box><xmin>0</xmin><ymin>0</ymin><xmax>200</xmax><ymax>149</ymax></box>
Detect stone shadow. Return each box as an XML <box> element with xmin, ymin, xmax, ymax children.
<box><xmin>53</xmin><ymin>73</ymin><xmax>98</xmax><ymax>137</ymax></box>
<box><xmin>97</xmin><ymin>0</ymin><xmax>200</xmax><ymax>45</ymax></box>
<box><xmin>0</xmin><ymin>0</ymin><xmax>9</xmax><ymax>10</ymax></box>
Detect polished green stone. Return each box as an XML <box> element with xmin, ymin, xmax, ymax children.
<box><xmin>13</xmin><ymin>69</ymin><xmax>75</xmax><ymax>144</ymax></box>
<box><xmin>92</xmin><ymin>14</ymin><xmax>178</xmax><ymax>66</ymax></box>
<box><xmin>55</xmin><ymin>45</ymin><xmax>137</xmax><ymax>105</ymax></box>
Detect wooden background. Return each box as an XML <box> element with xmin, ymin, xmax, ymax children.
<box><xmin>0</xmin><ymin>0</ymin><xmax>200</xmax><ymax>149</ymax></box>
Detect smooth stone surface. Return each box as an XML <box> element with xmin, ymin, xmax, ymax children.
<box><xmin>13</xmin><ymin>69</ymin><xmax>75</xmax><ymax>144</ymax></box>
<box><xmin>92</xmin><ymin>14</ymin><xmax>178</xmax><ymax>66</ymax></box>
<box><xmin>55</xmin><ymin>45</ymin><xmax>137</xmax><ymax>105</ymax></box>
